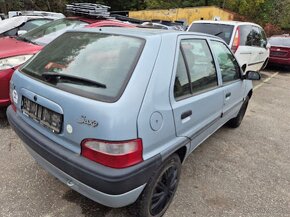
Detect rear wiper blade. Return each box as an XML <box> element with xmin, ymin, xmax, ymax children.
<box><xmin>42</xmin><ymin>72</ymin><xmax>106</xmax><ymax>88</ymax></box>
<box><xmin>214</xmin><ymin>31</ymin><xmax>223</xmax><ymax>36</ymax></box>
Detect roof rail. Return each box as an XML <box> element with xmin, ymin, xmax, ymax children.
<box><xmin>66</xmin><ymin>3</ymin><xmax>111</xmax><ymax>18</ymax></box>
<box><xmin>110</xmin><ymin>14</ymin><xmax>144</xmax><ymax>24</ymax></box>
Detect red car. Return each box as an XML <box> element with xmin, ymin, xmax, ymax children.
<box><xmin>0</xmin><ymin>18</ymin><xmax>135</xmax><ymax>107</ymax></box>
<box><xmin>268</xmin><ymin>35</ymin><xmax>290</xmax><ymax>66</ymax></box>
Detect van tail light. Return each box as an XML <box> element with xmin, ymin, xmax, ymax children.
<box><xmin>231</xmin><ymin>27</ymin><xmax>240</xmax><ymax>53</ymax></box>
<box><xmin>81</xmin><ymin>138</ymin><xmax>143</xmax><ymax>169</ymax></box>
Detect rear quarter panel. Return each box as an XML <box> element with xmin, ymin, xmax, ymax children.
<box><xmin>137</xmin><ymin>34</ymin><xmax>189</xmax><ymax>161</ymax></box>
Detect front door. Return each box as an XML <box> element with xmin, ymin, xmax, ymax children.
<box><xmin>170</xmin><ymin>37</ymin><xmax>224</xmax><ymax>151</ymax></box>
<box><xmin>209</xmin><ymin>40</ymin><xmax>245</xmax><ymax>119</ymax></box>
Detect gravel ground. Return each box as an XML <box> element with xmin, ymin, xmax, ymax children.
<box><xmin>0</xmin><ymin>68</ymin><xmax>289</xmax><ymax>217</ymax></box>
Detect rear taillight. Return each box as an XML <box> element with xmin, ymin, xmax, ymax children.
<box><xmin>9</xmin><ymin>82</ymin><xmax>16</xmax><ymax>112</ymax></box>
<box><xmin>81</xmin><ymin>138</ymin><xmax>143</xmax><ymax>168</ymax></box>
<box><xmin>231</xmin><ymin>27</ymin><xmax>240</xmax><ymax>53</ymax></box>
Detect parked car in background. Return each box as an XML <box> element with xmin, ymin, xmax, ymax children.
<box><xmin>86</xmin><ymin>19</ymin><xmax>136</xmax><ymax>28</ymax></box>
<box><xmin>8</xmin><ymin>10</ymin><xmax>64</xmax><ymax>19</ymax></box>
<box><xmin>7</xmin><ymin>27</ymin><xmax>260</xmax><ymax>216</ymax></box>
<box><xmin>0</xmin><ymin>16</ymin><xmax>60</xmax><ymax>37</ymax></box>
<box><xmin>188</xmin><ymin>20</ymin><xmax>270</xmax><ymax>72</ymax></box>
<box><xmin>0</xmin><ymin>18</ymin><xmax>135</xmax><ymax>107</ymax></box>
<box><xmin>268</xmin><ymin>34</ymin><xmax>290</xmax><ymax>66</ymax></box>
<box><xmin>141</xmin><ymin>21</ymin><xmax>185</xmax><ymax>31</ymax></box>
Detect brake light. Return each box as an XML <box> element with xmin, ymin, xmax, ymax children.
<box><xmin>81</xmin><ymin>138</ymin><xmax>143</xmax><ymax>168</ymax></box>
<box><xmin>231</xmin><ymin>27</ymin><xmax>240</xmax><ymax>53</ymax></box>
<box><xmin>9</xmin><ymin>82</ymin><xmax>16</xmax><ymax>112</ymax></box>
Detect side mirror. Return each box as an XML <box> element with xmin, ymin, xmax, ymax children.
<box><xmin>243</xmin><ymin>71</ymin><xmax>261</xmax><ymax>80</ymax></box>
<box><xmin>266</xmin><ymin>42</ymin><xmax>271</xmax><ymax>49</ymax></box>
<box><xmin>17</xmin><ymin>30</ymin><xmax>27</xmax><ymax>36</ymax></box>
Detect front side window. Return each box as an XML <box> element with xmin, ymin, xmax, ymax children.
<box><xmin>21</xmin><ymin>32</ymin><xmax>145</xmax><ymax>102</ymax></box>
<box><xmin>211</xmin><ymin>40</ymin><xmax>240</xmax><ymax>83</ymax></box>
<box><xmin>251</xmin><ymin>26</ymin><xmax>262</xmax><ymax>47</ymax></box>
<box><xmin>260</xmin><ymin>28</ymin><xmax>268</xmax><ymax>48</ymax></box>
<box><xmin>174</xmin><ymin>39</ymin><xmax>218</xmax><ymax>100</ymax></box>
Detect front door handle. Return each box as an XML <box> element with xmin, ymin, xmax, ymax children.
<box><xmin>225</xmin><ymin>92</ymin><xmax>231</xmax><ymax>98</ymax></box>
<box><xmin>181</xmin><ymin>110</ymin><xmax>192</xmax><ymax>120</ymax></box>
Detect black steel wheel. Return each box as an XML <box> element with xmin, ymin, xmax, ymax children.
<box><xmin>133</xmin><ymin>154</ymin><xmax>181</xmax><ymax>217</ymax></box>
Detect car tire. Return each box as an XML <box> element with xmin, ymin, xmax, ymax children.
<box><xmin>133</xmin><ymin>154</ymin><xmax>181</xmax><ymax>217</ymax></box>
<box><xmin>227</xmin><ymin>96</ymin><xmax>249</xmax><ymax>128</ymax></box>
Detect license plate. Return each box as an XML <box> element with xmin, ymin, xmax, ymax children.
<box><xmin>22</xmin><ymin>96</ymin><xmax>63</xmax><ymax>134</ymax></box>
<box><xmin>271</xmin><ymin>51</ymin><xmax>287</xmax><ymax>57</ymax></box>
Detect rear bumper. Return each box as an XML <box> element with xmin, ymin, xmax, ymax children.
<box><xmin>0</xmin><ymin>68</ymin><xmax>14</xmax><ymax>107</ymax></box>
<box><xmin>269</xmin><ymin>56</ymin><xmax>290</xmax><ymax>66</ymax></box>
<box><xmin>7</xmin><ymin>106</ymin><xmax>162</xmax><ymax>207</ymax></box>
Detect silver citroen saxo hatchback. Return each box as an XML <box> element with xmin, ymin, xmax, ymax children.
<box><xmin>7</xmin><ymin>27</ymin><xmax>260</xmax><ymax>217</ymax></box>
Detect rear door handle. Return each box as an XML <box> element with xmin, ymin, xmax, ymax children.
<box><xmin>225</xmin><ymin>92</ymin><xmax>231</xmax><ymax>98</ymax></box>
<box><xmin>181</xmin><ymin>110</ymin><xmax>192</xmax><ymax>120</ymax></box>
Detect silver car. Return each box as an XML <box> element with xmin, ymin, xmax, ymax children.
<box><xmin>7</xmin><ymin>28</ymin><xmax>260</xmax><ymax>216</ymax></box>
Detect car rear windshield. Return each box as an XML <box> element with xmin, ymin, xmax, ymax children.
<box><xmin>21</xmin><ymin>31</ymin><xmax>145</xmax><ymax>102</ymax></box>
<box><xmin>188</xmin><ymin>23</ymin><xmax>234</xmax><ymax>45</ymax></box>
<box><xmin>269</xmin><ymin>37</ymin><xmax>290</xmax><ymax>47</ymax></box>
<box><xmin>20</xmin><ymin>18</ymin><xmax>88</xmax><ymax>45</ymax></box>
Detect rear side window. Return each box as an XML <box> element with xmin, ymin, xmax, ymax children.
<box><xmin>21</xmin><ymin>32</ymin><xmax>145</xmax><ymax>102</ymax></box>
<box><xmin>239</xmin><ymin>25</ymin><xmax>253</xmax><ymax>46</ymax></box>
<box><xmin>251</xmin><ymin>26</ymin><xmax>263</xmax><ymax>47</ymax></box>
<box><xmin>188</xmin><ymin>23</ymin><xmax>234</xmax><ymax>45</ymax></box>
<box><xmin>210</xmin><ymin>40</ymin><xmax>240</xmax><ymax>83</ymax></box>
<box><xmin>174</xmin><ymin>39</ymin><xmax>218</xmax><ymax>100</ymax></box>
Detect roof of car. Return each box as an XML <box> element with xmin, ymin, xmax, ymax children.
<box><xmin>191</xmin><ymin>20</ymin><xmax>262</xmax><ymax>28</ymax></box>
<box><xmin>68</xmin><ymin>27</ymin><xmax>221</xmax><ymax>40</ymax></box>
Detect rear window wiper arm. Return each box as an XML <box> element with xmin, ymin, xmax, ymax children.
<box><xmin>41</xmin><ymin>72</ymin><xmax>107</xmax><ymax>89</ymax></box>
<box><xmin>215</xmin><ymin>31</ymin><xmax>223</xmax><ymax>36</ymax></box>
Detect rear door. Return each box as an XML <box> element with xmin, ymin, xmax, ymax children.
<box><xmin>209</xmin><ymin>40</ymin><xmax>244</xmax><ymax>119</ymax></box>
<box><xmin>170</xmin><ymin>36</ymin><xmax>224</xmax><ymax>151</ymax></box>
<box><xmin>235</xmin><ymin>24</ymin><xmax>253</xmax><ymax>69</ymax></box>
<box><xmin>249</xmin><ymin>26</ymin><xmax>265</xmax><ymax>71</ymax></box>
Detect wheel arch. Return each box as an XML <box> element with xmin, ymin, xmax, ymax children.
<box><xmin>247</xmin><ymin>89</ymin><xmax>253</xmax><ymax>99</ymax></box>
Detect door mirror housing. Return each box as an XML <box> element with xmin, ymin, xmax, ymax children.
<box><xmin>243</xmin><ymin>71</ymin><xmax>261</xmax><ymax>80</ymax></box>
<box><xmin>17</xmin><ymin>30</ymin><xmax>27</xmax><ymax>36</ymax></box>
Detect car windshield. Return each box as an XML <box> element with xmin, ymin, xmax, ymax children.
<box><xmin>21</xmin><ymin>32</ymin><xmax>145</xmax><ymax>102</ymax></box>
<box><xmin>269</xmin><ymin>37</ymin><xmax>290</xmax><ymax>47</ymax></box>
<box><xmin>20</xmin><ymin>18</ymin><xmax>88</xmax><ymax>45</ymax></box>
<box><xmin>188</xmin><ymin>23</ymin><xmax>234</xmax><ymax>44</ymax></box>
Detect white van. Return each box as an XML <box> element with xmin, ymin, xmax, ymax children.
<box><xmin>188</xmin><ymin>20</ymin><xmax>270</xmax><ymax>71</ymax></box>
